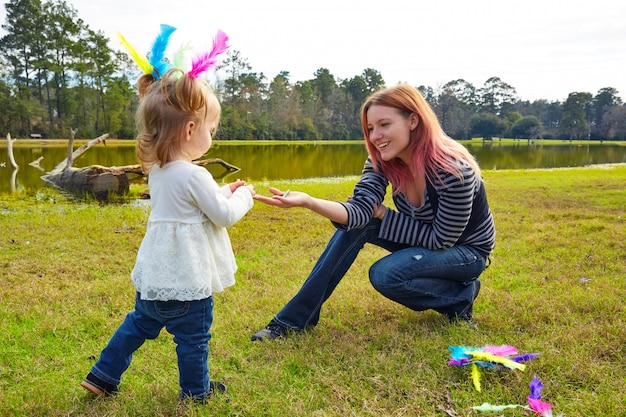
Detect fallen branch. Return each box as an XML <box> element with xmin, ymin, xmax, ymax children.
<box><xmin>41</xmin><ymin>133</ymin><xmax>241</xmax><ymax>201</ymax></box>
<box><xmin>28</xmin><ymin>156</ymin><xmax>44</xmax><ymax>171</ymax></box>
<box><xmin>47</xmin><ymin>133</ymin><xmax>109</xmax><ymax>174</ymax></box>
<box><xmin>6</xmin><ymin>133</ymin><xmax>18</xmax><ymax>169</ymax></box>
<box><xmin>115</xmin><ymin>158</ymin><xmax>241</xmax><ymax>175</ymax></box>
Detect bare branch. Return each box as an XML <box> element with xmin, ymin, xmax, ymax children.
<box><xmin>6</xmin><ymin>133</ymin><xmax>18</xmax><ymax>169</ymax></box>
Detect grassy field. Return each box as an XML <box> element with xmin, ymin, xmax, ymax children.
<box><xmin>0</xmin><ymin>164</ymin><xmax>624</xmax><ymax>416</ymax></box>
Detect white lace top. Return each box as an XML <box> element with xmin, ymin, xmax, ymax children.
<box><xmin>131</xmin><ymin>160</ymin><xmax>254</xmax><ymax>301</ymax></box>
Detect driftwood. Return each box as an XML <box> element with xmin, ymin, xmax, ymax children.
<box><xmin>28</xmin><ymin>156</ymin><xmax>44</xmax><ymax>171</ymax></box>
<box><xmin>6</xmin><ymin>133</ymin><xmax>18</xmax><ymax>169</ymax></box>
<box><xmin>40</xmin><ymin>133</ymin><xmax>241</xmax><ymax>201</ymax></box>
<box><xmin>40</xmin><ymin>133</ymin><xmax>130</xmax><ymax>200</ymax></box>
<box><xmin>6</xmin><ymin>133</ymin><xmax>19</xmax><ymax>191</ymax></box>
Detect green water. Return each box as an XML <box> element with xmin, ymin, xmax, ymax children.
<box><xmin>2</xmin><ymin>140</ymin><xmax>625</xmax><ymax>194</ymax></box>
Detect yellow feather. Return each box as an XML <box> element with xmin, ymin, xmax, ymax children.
<box><xmin>468</xmin><ymin>351</ymin><xmax>527</xmax><ymax>371</ymax></box>
<box><xmin>117</xmin><ymin>32</ymin><xmax>152</xmax><ymax>74</ymax></box>
<box><xmin>471</xmin><ymin>363</ymin><xmax>482</xmax><ymax>392</ymax></box>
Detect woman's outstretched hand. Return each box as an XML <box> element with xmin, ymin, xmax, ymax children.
<box><xmin>254</xmin><ymin>187</ymin><xmax>306</xmax><ymax>208</ymax></box>
<box><xmin>256</xmin><ymin>187</ymin><xmax>349</xmax><ymax>224</ymax></box>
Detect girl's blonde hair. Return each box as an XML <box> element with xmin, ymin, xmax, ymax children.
<box><xmin>361</xmin><ymin>83</ymin><xmax>481</xmax><ymax>193</ymax></box>
<box><xmin>135</xmin><ymin>69</ymin><xmax>221</xmax><ymax>173</ymax></box>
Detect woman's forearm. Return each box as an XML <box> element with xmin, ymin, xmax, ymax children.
<box><xmin>305</xmin><ymin>197</ymin><xmax>349</xmax><ymax>224</ymax></box>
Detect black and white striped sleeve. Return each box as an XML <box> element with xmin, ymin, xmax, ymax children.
<box><xmin>334</xmin><ymin>158</ymin><xmax>389</xmax><ymax>231</ymax></box>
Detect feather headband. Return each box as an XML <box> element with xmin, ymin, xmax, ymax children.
<box><xmin>118</xmin><ymin>24</ymin><xmax>176</xmax><ymax>80</ymax></box>
<box><xmin>118</xmin><ymin>25</ymin><xmax>229</xmax><ymax>80</ymax></box>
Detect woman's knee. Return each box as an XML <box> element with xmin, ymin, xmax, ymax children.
<box><xmin>368</xmin><ymin>262</ymin><xmax>393</xmax><ymax>292</ymax></box>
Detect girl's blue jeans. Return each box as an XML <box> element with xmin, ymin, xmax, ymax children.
<box><xmin>274</xmin><ymin>219</ymin><xmax>487</xmax><ymax>331</ymax></box>
<box><xmin>88</xmin><ymin>292</ymin><xmax>214</xmax><ymax>400</ymax></box>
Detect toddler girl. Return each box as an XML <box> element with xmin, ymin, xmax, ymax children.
<box><xmin>81</xmin><ymin>31</ymin><xmax>254</xmax><ymax>401</ymax></box>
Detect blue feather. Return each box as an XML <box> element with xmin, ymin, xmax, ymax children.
<box><xmin>149</xmin><ymin>24</ymin><xmax>176</xmax><ymax>79</ymax></box>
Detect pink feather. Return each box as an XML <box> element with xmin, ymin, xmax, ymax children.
<box><xmin>526</xmin><ymin>397</ymin><xmax>554</xmax><ymax>414</ymax></box>
<box><xmin>188</xmin><ymin>30</ymin><xmax>230</xmax><ymax>78</ymax></box>
<box><xmin>483</xmin><ymin>345</ymin><xmax>518</xmax><ymax>357</ymax></box>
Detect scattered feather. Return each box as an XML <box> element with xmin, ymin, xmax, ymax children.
<box><xmin>472</xmin><ymin>402</ymin><xmax>529</xmax><ymax>412</ymax></box>
<box><xmin>483</xmin><ymin>345</ymin><xmax>519</xmax><ymax>357</ymax></box>
<box><xmin>529</xmin><ymin>375</ymin><xmax>544</xmax><ymax>399</ymax></box>
<box><xmin>468</xmin><ymin>350</ymin><xmax>526</xmax><ymax>371</ymax></box>
<box><xmin>512</xmin><ymin>353</ymin><xmax>541</xmax><ymax>363</ymax></box>
<box><xmin>448</xmin><ymin>344</ymin><xmax>539</xmax><ymax>392</ymax></box>
<box><xmin>527</xmin><ymin>397</ymin><xmax>554</xmax><ymax>415</ymax></box>
<box><xmin>471</xmin><ymin>363</ymin><xmax>482</xmax><ymax>392</ymax></box>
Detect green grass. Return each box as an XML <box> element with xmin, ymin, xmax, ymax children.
<box><xmin>1</xmin><ymin>165</ymin><xmax>625</xmax><ymax>416</ymax></box>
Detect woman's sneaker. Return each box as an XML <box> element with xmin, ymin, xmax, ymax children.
<box><xmin>80</xmin><ymin>372</ymin><xmax>118</xmax><ymax>397</ymax></box>
<box><xmin>251</xmin><ymin>320</ymin><xmax>290</xmax><ymax>341</ymax></box>
<box><xmin>445</xmin><ymin>280</ymin><xmax>481</xmax><ymax>327</ymax></box>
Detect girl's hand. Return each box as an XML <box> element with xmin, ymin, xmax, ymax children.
<box><xmin>229</xmin><ymin>179</ymin><xmax>247</xmax><ymax>193</ymax></box>
<box><xmin>254</xmin><ymin>187</ymin><xmax>307</xmax><ymax>208</ymax></box>
<box><xmin>373</xmin><ymin>203</ymin><xmax>387</xmax><ymax>220</ymax></box>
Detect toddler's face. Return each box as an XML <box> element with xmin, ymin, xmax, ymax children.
<box><xmin>188</xmin><ymin>118</ymin><xmax>214</xmax><ymax>160</ymax></box>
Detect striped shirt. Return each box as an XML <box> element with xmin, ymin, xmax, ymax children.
<box><xmin>336</xmin><ymin>158</ymin><xmax>495</xmax><ymax>257</ymax></box>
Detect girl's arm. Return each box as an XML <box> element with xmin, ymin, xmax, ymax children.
<box><xmin>190</xmin><ymin>170</ymin><xmax>254</xmax><ymax>227</ymax></box>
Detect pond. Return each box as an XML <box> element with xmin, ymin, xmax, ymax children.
<box><xmin>1</xmin><ymin>139</ymin><xmax>626</xmax><ymax>194</ymax></box>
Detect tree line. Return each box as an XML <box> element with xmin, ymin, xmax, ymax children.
<box><xmin>2</xmin><ymin>0</ymin><xmax>626</xmax><ymax>142</ymax></box>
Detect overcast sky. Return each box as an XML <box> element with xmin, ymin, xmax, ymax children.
<box><xmin>2</xmin><ymin>0</ymin><xmax>626</xmax><ymax>102</ymax></box>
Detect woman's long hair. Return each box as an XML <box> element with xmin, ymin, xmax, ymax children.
<box><xmin>135</xmin><ymin>68</ymin><xmax>221</xmax><ymax>173</ymax></box>
<box><xmin>361</xmin><ymin>84</ymin><xmax>481</xmax><ymax>193</ymax></box>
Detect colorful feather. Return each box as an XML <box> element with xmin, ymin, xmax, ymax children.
<box><xmin>468</xmin><ymin>350</ymin><xmax>527</xmax><ymax>371</ymax></box>
<box><xmin>466</xmin><ymin>365</ymin><xmax>560</xmax><ymax>416</ymax></box>
<box><xmin>447</xmin><ymin>359</ymin><xmax>469</xmax><ymax>366</ymax></box>
<box><xmin>188</xmin><ymin>30</ymin><xmax>230</xmax><ymax>78</ymax></box>
<box><xmin>527</xmin><ymin>397</ymin><xmax>554</xmax><ymax>415</ymax></box>
<box><xmin>529</xmin><ymin>376</ymin><xmax>545</xmax><ymax>399</ymax></box>
<box><xmin>471</xmin><ymin>363</ymin><xmax>482</xmax><ymax>392</ymax></box>
<box><xmin>448</xmin><ymin>345</ymin><xmax>473</xmax><ymax>361</ymax></box>
<box><xmin>173</xmin><ymin>42</ymin><xmax>192</xmax><ymax>69</ymax></box>
<box><xmin>117</xmin><ymin>32</ymin><xmax>152</xmax><ymax>75</ymax></box>
<box><xmin>513</xmin><ymin>353</ymin><xmax>541</xmax><ymax>363</ymax></box>
<box><xmin>483</xmin><ymin>344</ymin><xmax>518</xmax><ymax>357</ymax></box>
<box><xmin>149</xmin><ymin>24</ymin><xmax>177</xmax><ymax>79</ymax></box>
<box><xmin>472</xmin><ymin>402</ymin><xmax>529</xmax><ymax>412</ymax></box>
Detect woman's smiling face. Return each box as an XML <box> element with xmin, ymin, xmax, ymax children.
<box><xmin>366</xmin><ymin>104</ymin><xmax>418</xmax><ymax>164</ymax></box>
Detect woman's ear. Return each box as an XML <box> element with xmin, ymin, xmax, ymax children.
<box><xmin>409</xmin><ymin>113</ymin><xmax>419</xmax><ymax>130</ymax></box>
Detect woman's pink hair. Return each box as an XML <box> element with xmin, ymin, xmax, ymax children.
<box><xmin>361</xmin><ymin>84</ymin><xmax>481</xmax><ymax>193</ymax></box>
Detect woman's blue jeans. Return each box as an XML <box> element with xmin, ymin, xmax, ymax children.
<box><xmin>273</xmin><ymin>219</ymin><xmax>487</xmax><ymax>331</ymax></box>
<box><xmin>88</xmin><ymin>292</ymin><xmax>214</xmax><ymax>400</ymax></box>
